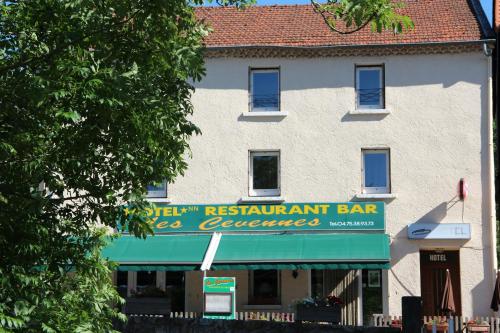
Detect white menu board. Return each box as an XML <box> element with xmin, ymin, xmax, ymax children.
<box><xmin>204</xmin><ymin>293</ymin><xmax>232</xmax><ymax>313</ymax></box>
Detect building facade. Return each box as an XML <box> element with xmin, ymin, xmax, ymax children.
<box><xmin>106</xmin><ymin>0</ymin><xmax>497</xmax><ymax>324</ymax></box>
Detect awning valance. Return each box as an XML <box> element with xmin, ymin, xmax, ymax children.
<box><xmin>103</xmin><ymin>233</ymin><xmax>390</xmax><ymax>271</ymax></box>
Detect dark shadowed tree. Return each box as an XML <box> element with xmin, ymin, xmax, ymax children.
<box><xmin>0</xmin><ymin>0</ymin><xmax>410</xmax><ymax>331</ymax></box>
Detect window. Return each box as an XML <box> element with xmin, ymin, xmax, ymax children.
<box><xmin>146</xmin><ymin>180</ymin><xmax>167</xmax><ymax>198</ymax></box>
<box><xmin>362</xmin><ymin>149</ymin><xmax>390</xmax><ymax>194</ymax></box>
<box><xmin>166</xmin><ymin>271</ymin><xmax>185</xmax><ymax>312</ymax></box>
<box><xmin>136</xmin><ymin>271</ymin><xmax>157</xmax><ymax>292</ymax></box>
<box><xmin>250</xmin><ymin>68</ymin><xmax>280</xmax><ymax>111</ymax></box>
<box><xmin>249</xmin><ymin>270</ymin><xmax>280</xmax><ymax>305</ymax></box>
<box><xmin>356</xmin><ymin>65</ymin><xmax>384</xmax><ymax>109</ymax></box>
<box><xmin>116</xmin><ymin>271</ymin><xmax>128</xmax><ymax>298</ymax></box>
<box><xmin>249</xmin><ymin>151</ymin><xmax>280</xmax><ymax>197</ymax></box>
<box><xmin>362</xmin><ymin>269</ymin><xmax>383</xmax><ymax>324</ymax></box>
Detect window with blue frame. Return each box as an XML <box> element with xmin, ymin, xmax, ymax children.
<box><xmin>356</xmin><ymin>66</ymin><xmax>384</xmax><ymax>109</ymax></box>
<box><xmin>362</xmin><ymin>149</ymin><xmax>390</xmax><ymax>193</ymax></box>
<box><xmin>250</xmin><ymin>69</ymin><xmax>280</xmax><ymax>111</ymax></box>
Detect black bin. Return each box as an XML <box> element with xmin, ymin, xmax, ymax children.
<box><xmin>402</xmin><ymin>296</ymin><xmax>422</xmax><ymax>333</ymax></box>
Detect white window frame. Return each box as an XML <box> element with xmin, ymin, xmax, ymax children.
<box><xmin>249</xmin><ymin>68</ymin><xmax>280</xmax><ymax>112</ymax></box>
<box><xmin>249</xmin><ymin>151</ymin><xmax>280</xmax><ymax>197</ymax></box>
<box><xmin>356</xmin><ymin>65</ymin><xmax>384</xmax><ymax>110</ymax></box>
<box><xmin>362</xmin><ymin>149</ymin><xmax>390</xmax><ymax>194</ymax></box>
<box><xmin>249</xmin><ymin>270</ymin><xmax>281</xmax><ymax>305</ymax></box>
<box><xmin>146</xmin><ymin>180</ymin><xmax>168</xmax><ymax>198</ymax></box>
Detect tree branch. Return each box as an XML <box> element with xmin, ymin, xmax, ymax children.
<box><xmin>311</xmin><ymin>1</ymin><xmax>376</xmax><ymax>35</ymax></box>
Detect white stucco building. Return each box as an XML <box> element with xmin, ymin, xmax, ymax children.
<box><xmin>106</xmin><ymin>0</ymin><xmax>497</xmax><ymax>324</ymax></box>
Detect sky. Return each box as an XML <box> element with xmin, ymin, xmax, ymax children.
<box><xmin>237</xmin><ymin>0</ymin><xmax>494</xmax><ymax>24</ymax></box>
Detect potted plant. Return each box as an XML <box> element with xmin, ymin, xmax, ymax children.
<box><xmin>466</xmin><ymin>319</ymin><xmax>490</xmax><ymax>332</ymax></box>
<box><xmin>390</xmin><ymin>319</ymin><xmax>402</xmax><ymax>330</ymax></box>
<box><xmin>124</xmin><ymin>286</ymin><xmax>171</xmax><ymax>315</ymax></box>
<box><xmin>424</xmin><ymin>319</ymin><xmax>449</xmax><ymax>332</ymax></box>
<box><xmin>295</xmin><ymin>295</ymin><xmax>343</xmax><ymax>324</ymax></box>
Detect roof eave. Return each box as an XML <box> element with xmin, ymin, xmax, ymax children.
<box><xmin>204</xmin><ymin>39</ymin><xmax>495</xmax><ymax>51</ymax></box>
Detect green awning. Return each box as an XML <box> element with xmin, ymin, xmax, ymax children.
<box><xmin>211</xmin><ymin>262</ymin><xmax>390</xmax><ymax>270</ymax></box>
<box><xmin>102</xmin><ymin>234</ymin><xmax>211</xmax><ymax>271</ymax></box>
<box><xmin>211</xmin><ymin>233</ymin><xmax>390</xmax><ymax>270</ymax></box>
<box><xmin>103</xmin><ymin>233</ymin><xmax>390</xmax><ymax>271</ymax></box>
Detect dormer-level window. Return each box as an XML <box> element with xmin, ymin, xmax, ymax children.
<box><xmin>250</xmin><ymin>68</ymin><xmax>280</xmax><ymax>112</ymax></box>
<box><xmin>146</xmin><ymin>181</ymin><xmax>167</xmax><ymax>198</ymax></box>
<box><xmin>356</xmin><ymin>65</ymin><xmax>384</xmax><ymax>109</ymax></box>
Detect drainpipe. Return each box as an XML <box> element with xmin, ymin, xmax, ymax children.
<box><xmin>485</xmin><ymin>45</ymin><xmax>498</xmax><ymax>291</ymax></box>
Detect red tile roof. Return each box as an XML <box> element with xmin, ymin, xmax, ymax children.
<box><xmin>196</xmin><ymin>0</ymin><xmax>491</xmax><ymax>48</ymax></box>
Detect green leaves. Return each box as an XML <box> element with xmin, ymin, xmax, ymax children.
<box><xmin>0</xmin><ymin>0</ymin><xmax>228</xmax><ymax>331</ymax></box>
<box><xmin>312</xmin><ymin>0</ymin><xmax>414</xmax><ymax>34</ymax></box>
<box><xmin>121</xmin><ymin>62</ymin><xmax>138</xmax><ymax>78</ymax></box>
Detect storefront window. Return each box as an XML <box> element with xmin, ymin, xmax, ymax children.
<box><xmin>311</xmin><ymin>269</ymin><xmax>324</xmax><ymax>298</ymax></box>
<box><xmin>116</xmin><ymin>271</ymin><xmax>128</xmax><ymax>298</ymax></box>
<box><xmin>249</xmin><ymin>270</ymin><xmax>280</xmax><ymax>305</ymax></box>
<box><xmin>362</xmin><ymin>269</ymin><xmax>383</xmax><ymax>324</ymax></box>
<box><xmin>137</xmin><ymin>271</ymin><xmax>156</xmax><ymax>292</ymax></box>
<box><xmin>166</xmin><ymin>271</ymin><xmax>185</xmax><ymax>312</ymax></box>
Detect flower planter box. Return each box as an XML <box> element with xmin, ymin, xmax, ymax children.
<box><xmin>425</xmin><ymin>323</ymin><xmax>449</xmax><ymax>332</ymax></box>
<box><xmin>295</xmin><ymin>304</ymin><xmax>341</xmax><ymax>324</ymax></box>
<box><xmin>390</xmin><ymin>322</ymin><xmax>402</xmax><ymax>331</ymax></box>
<box><xmin>123</xmin><ymin>297</ymin><xmax>171</xmax><ymax>315</ymax></box>
<box><xmin>467</xmin><ymin>324</ymin><xmax>490</xmax><ymax>332</ymax></box>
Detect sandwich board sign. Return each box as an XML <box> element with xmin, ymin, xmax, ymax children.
<box><xmin>203</xmin><ymin>277</ymin><xmax>236</xmax><ymax>320</ymax></box>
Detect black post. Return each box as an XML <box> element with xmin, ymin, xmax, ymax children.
<box><xmin>402</xmin><ymin>296</ymin><xmax>422</xmax><ymax>333</ymax></box>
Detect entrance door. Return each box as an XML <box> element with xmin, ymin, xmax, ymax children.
<box><xmin>420</xmin><ymin>250</ymin><xmax>461</xmax><ymax>316</ymax></box>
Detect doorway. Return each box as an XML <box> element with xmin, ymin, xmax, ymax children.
<box><xmin>420</xmin><ymin>250</ymin><xmax>461</xmax><ymax>316</ymax></box>
<box><xmin>311</xmin><ymin>269</ymin><xmax>360</xmax><ymax>325</ymax></box>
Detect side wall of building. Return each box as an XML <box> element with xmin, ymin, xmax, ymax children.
<box><xmin>172</xmin><ymin>52</ymin><xmax>493</xmax><ymax>316</ymax></box>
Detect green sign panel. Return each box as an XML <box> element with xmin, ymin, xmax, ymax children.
<box><xmin>124</xmin><ymin>202</ymin><xmax>385</xmax><ymax>233</ymax></box>
<box><xmin>203</xmin><ymin>277</ymin><xmax>236</xmax><ymax>320</ymax></box>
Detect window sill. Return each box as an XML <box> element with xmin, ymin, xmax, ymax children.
<box><xmin>146</xmin><ymin>197</ymin><xmax>172</xmax><ymax>203</ymax></box>
<box><xmin>354</xmin><ymin>193</ymin><xmax>397</xmax><ymax>200</ymax></box>
<box><xmin>243</xmin><ymin>304</ymin><xmax>282</xmax><ymax>310</ymax></box>
<box><xmin>238</xmin><ymin>196</ymin><xmax>285</xmax><ymax>204</ymax></box>
<box><xmin>349</xmin><ymin>109</ymin><xmax>390</xmax><ymax>115</ymax></box>
<box><xmin>241</xmin><ymin>111</ymin><xmax>288</xmax><ymax>118</ymax></box>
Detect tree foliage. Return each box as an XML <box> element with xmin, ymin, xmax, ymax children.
<box><xmin>0</xmin><ymin>0</ymin><xmax>252</xmax><ymax>331</ymax></box>
<box><xmin>312</xmin><ymin>0</ymin><xmax>413</xmax><ymax>34</ymax></box>
<box><xmin>0</xmin><ymin>0</ymin><xmax>409</xmax><ymax>332</ymax></box>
